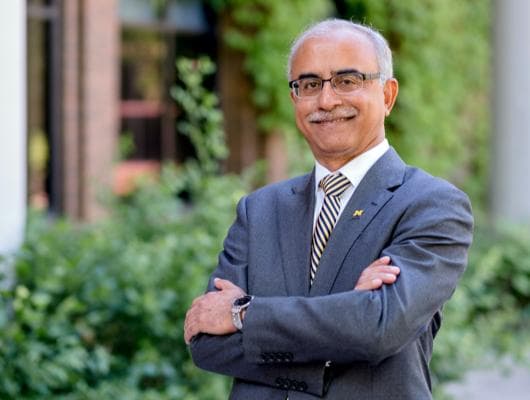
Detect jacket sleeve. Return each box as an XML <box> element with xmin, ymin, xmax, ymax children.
<box><xmin>240</xmin><ymin>182</ymin><xmax>473</xmax><ymax>366</ymax></box>
<box><xmin>189</xmin><ymin>196</ymin><xmax>330</xmax><ymax>397</ymax></box>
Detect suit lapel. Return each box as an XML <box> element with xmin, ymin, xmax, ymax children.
<box><xmin>310</xmin><ymin>148</ymin><xmax>406</xmax><ymax>296</ymax></box>
<box><xmin>278</xmin><ymin>172</ymin><xmax>315</xmax><ymax>296</ymax></box>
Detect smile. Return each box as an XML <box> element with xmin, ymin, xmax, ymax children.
<box><xmin>307</xmin><ymin>107</ymin><xmax>358</xmax><ymax>124</ymax></box>
<box><xmin>312</xmin><ymin>116</ymin><xmax>355</xmax><ymax>124</ymax></box>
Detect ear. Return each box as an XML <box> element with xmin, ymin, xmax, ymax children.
<box><xmin>290</xmin><ymin>89</ymin><xmax>297</xmax><ymax>104</ymax></box>
<box><xmin>383</xmin><ymin>78</ymin><xmax>399</xmax><ymax>116</ymax></box>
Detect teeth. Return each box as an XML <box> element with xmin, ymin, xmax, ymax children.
<box><xmin>316</xmin><ymin>117</ymin><xmax>353</xmax><ymax>123</ymax></box>
<box><xmin>307</xmin><ymin>107</ymin><xmax>358</xmax><ymax>123</ymax></box>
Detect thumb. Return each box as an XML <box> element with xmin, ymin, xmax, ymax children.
<box><xmin>214</xmin><ymin>278</ymin><xmax>237</xmax><ymax>290</ymax></box>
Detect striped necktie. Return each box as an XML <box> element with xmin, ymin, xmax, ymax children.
<box><xmin>310</xmin><ymin>173</ymin><xmax>352</xmax><ymax>285</ymax></box>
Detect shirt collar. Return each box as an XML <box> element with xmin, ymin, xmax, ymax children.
<box><xmin>314</xmin><ymin>139</ymin><xmax>389</xmax><ymax>193</ymax></box>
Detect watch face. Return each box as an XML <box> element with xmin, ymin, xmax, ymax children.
<box><xmin>234</xmin><ymin>295</ymin><xmax>252</xmax><ymax>306</ymax></box>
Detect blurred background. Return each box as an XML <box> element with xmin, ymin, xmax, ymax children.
<box><xmin>1</xmin><ymin>0</ymin><xmax>529</xmax><ymax>399</ymax></box>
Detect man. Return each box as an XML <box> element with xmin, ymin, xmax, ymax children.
<box><xmin>184</xmin><ymin>19</ymin><xmax>473</xmax><ymax>399</ymax></box>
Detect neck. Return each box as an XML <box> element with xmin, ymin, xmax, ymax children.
<box><xmin>318</xmin><ymin>158</ymin><xmax>350</xmax><ymax>172</ymax></box>
<box><xmin>316</xmin><ymin>138</ymin><xmax>385</xmax><ymax>172</ymax></box>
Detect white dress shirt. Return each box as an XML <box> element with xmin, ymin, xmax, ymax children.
<box><xmin>312</xmin><ymin>139</ymin><xmax>390</xmax><ymax>229</ymax></box>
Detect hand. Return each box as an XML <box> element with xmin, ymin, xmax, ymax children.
<box><xmin>354</xmin><ymin>256</ymin><xmax>400</xmax><ymax>291</ymax></box>
<box><xmin>184</xmin><ymin>278</ymin><xmax>246</xmax><ymax>344</ymax></box>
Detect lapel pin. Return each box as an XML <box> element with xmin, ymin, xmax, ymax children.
<box><xmin>352</xmin><ymin>209</ymin><xmax>364</xmax><ymax>218</ymax></box>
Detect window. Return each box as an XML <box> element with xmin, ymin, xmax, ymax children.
<box><xmin>27</xmin><ymin>0</ymin><xmax>62</xmax><ymax>212</ymax></box>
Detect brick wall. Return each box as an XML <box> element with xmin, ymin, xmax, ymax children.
<box><xmin>62</xmin><ymin>0</ymin><xmax>119</xmax><ymax>220</ymax></box>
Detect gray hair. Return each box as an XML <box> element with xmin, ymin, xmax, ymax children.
<box><xmin>287</xmin><ymin>19</ymin><xmax>393</xmax><ymax>82</ymax></box>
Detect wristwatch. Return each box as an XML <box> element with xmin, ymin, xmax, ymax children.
<box><xmin>231</xmin><ymin>295</ymin><xmax>253</xmax><ymax>330</ymax></box>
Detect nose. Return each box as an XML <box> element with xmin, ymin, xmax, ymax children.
<box><xmin>317</xmin><ymin>80</ymin><xmax>342</xmax><ymax>110</ymax></box>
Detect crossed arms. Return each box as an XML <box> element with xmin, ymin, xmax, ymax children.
<box><xmin>184</xmin><ymin>256</ymin><xmax>400</xmax><ymax>343</ymax></box>
<box><xmin>183</xmin><ymin>179</ymin><xmax>473</xmax><ymax>396</ymax></box>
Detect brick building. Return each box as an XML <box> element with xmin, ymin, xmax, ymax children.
<box><xmin>27</xmin><ymin>0</ymin><xmax>265</xmax><ymax>220</ymax></box>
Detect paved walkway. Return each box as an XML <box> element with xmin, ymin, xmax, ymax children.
<box><xmin>444</xmin><ymin>364</ymin><xmax>530</xmax><ymax>400</ymax></box>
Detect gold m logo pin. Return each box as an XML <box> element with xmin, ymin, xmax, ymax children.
<box><xmin>352</xmin><ymin>210</ymin><xmax>364</xmax><ymax>218</ymax></box>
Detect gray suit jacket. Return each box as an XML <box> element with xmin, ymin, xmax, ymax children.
<box><xmin>190</xmin><ymin>148</ymin><xmax>473</xmax><ymax>399</ymax></box>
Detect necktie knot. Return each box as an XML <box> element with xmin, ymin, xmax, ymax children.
<box><xmin>320</xmin><ymin>173</ymin><xmax>351</xmax><ymax>197</ymax></box>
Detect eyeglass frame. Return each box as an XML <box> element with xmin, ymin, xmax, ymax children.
<box><xmin>288</xmin><ymin>69</ymin><xmax>383</xmax><ymax>99</ymax></box>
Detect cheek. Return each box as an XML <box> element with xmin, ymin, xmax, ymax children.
<box><xmin>294</xmin><ymin>104</ymin><xmax>312</xmax><ymax>126</ymax></box>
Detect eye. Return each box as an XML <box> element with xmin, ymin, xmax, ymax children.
<box><xmin>300</xmin><ymin>79</ymin><xmax>321</xmax><ymax>91</ymax></box>
<box><xmin>334</xmin><ymin>74</ymin><xmax>363</xmax><ymax>90</ymax></box>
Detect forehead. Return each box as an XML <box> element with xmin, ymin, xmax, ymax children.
<box><xmin>291</xmin><ymin>31</ymin><xmax>378</xmax><ymax>78</ymax></box>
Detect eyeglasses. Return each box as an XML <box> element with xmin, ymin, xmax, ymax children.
<box><xmin>288</xmin><ymin>71</ymin><xmax>382</xmax><ymax>98</ymax></box>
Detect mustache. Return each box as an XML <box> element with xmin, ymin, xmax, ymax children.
<box><xmin>307</xmin><ymin>107</ymin><xmax>358</xmax><ymax>123</ymax></box>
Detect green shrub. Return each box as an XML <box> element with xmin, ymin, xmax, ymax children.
<box><xmin>0</xmin><ymin>176</ymin><xmax>237</xmax><ymax>399</ymax></box>
<box><xmin>432</xmin><ymin>222</ymin><xmax>530</xmax><ymax>394</ymax></box>
<box><xmin>6</xmin><ymin>210</ymin><xmax>530</xmax><ymax>399</ymax></box>
<box><xmin>0</xmin><ymin>57</ymin><xmax>241</xmax><ymax>399</ymax></box>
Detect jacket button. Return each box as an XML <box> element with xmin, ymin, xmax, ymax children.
<box><xmin>298</xmin><ymin>382</ymin><xmax>308</xmax><ymax>392</ymax></box>
<box><xmin>275</xmin><ymin>377</ymin><xmax>283</xmax><ymax>387</ymax></box>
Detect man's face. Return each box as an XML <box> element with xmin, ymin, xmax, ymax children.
<box><xmin>290</xmin><ymin>32</ymin><xmax>398</xmax><ymax>170</ymax></box>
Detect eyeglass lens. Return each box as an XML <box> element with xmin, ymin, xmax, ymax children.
<box><xmin>295</xmin><ymin>73</ymin><xmax>364</xmax><ymax>97</ymax></box>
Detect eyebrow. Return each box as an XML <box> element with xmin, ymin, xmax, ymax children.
<box><xmin>296</xmin><ymin>69</ymin><xmax>361</xmax><ymax>80</ymax></box>
<box><xmin>335</xmin><ymin>68</ymin><xmax>360</xmax><ymax>75</ymax></box>
<box><xmin>297</xmin><ymin>73</ymin><xmax>320</xmax><ymax>80</ymax></box>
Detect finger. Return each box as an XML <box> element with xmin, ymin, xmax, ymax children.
<box><xmin>378</xmin><ymin>255</ymin><xmax>391</xmax><ymax>264</ymax></box>
<box><xmin>355</xmin><ymin>269</ymin><xmax>399</xmax><ymax>290</ymax></box>
<box><xmin>185</xmin><ymin>325</ymin><xmax>199</xmax><ymax>344</ymax></box>
<box><xmin>356</xmin><ymin>265</ymin><xmax>398</xmax><ymax>285</ymax></box>
<box><xmin>367</xmin><ymin>265</ymin><xmax>400</xmax><ymax>275</ymax></box>
<box><xmin>184</xmin><ymin>319</ymin><xmax>194</xmax><ymax>344</ymax></box>
<box><xmin>184</xmin><ymin>325</ymin><xmax>190</xmax><ymax>344</ymax></box>
<box><xmin>185</xmin><ymin>327</ymin><xmax>195</xmax><ymax>344</ymax></box>
<box><xmin>184</xmin><ymin>312</ymin><xmax>193</xmax><ymax>342</ymax></box>
<box><xmin>356</xmin><ymin>278</ymin><xmax>383</xmax><ymax>291</ymax></box>
<box><xmin>379</xmin><ymin>272</ymin><xmax>398</xmax><ymax>284</ymax></box>
<box><xmin>191</xmin><ymin>294</ymin><xmax>205</xmax><ymax>307</ymax></box>
<box><xmin>361</xmin><ymin>271</ymin><xmax>399</xmax><ymax>284</ymax></box>
<box><xmin>214</xmin><ymin>278</ymin><xmax>237</xmax><ymax>290</ymax></box>
<box><xmin>368</xmin><ymin>256</ymin><xmax>391</xmax><ymax>268</ymax></box>
<box><xmin>184</xmin><ymin>312</ymin><xmax>202</xmax><ymax>344</ymax></box>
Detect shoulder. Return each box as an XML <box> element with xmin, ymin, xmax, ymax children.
<box><xmin>374</xmin><ymin>147</ymin><xmax>470</xmax><ymax>205</ymax></box>
<box><xmin>404</xmin><ymin>166</ymin><xmax>469</xmax><ymax>200</ymax></box>
<box><xmin>397</xmin><ymin>166</ymin><xmax>473</xmax><ymax>229</ymax></box>
<box><xmin>246</xmin><ymin>173</ymin><xmax>312</xmax><ymax>201</ymax></box>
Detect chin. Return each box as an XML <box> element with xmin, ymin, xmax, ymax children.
<box><xmin>316</xmin><ymin>146</ymin><xmax>357</xmax><ymax>160</ymax></box>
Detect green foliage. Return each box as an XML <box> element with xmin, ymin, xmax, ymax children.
<box><xmin>0</xmin><ymin>57</ymin><xmax>242</xmax><ymax>399</ymax></box>
<box><xmin>432</xmin><ymin>222</ymin><xmax>530</xmax><ymax>390</ymax></box>
<box><xmin>171</xmin><ymin>57</ymin><xmax>228</xmax><ymax>174</ymax></box>
<box><xmin>211</xmin><ymin>0</ymin><xmax>490</xmax><ymax>206</ymax></box>
<box><xmin>216</xmin><ymin>0</ymin><xmax>333</xmax><ymax>133</ymax></box>
<box><xmin>5</xmin><ymin>210</ymin><xmax>530</xmax><ymax>397</ymax></box>
<box><xmin>208</xmin><ymin>0</ymin><xmax>334</xmax><ymax>173</ymax></box>
<box><xmin>341</xmin><ymin>0</ymin><xmax>490</xmax><ymax>208</ymax></box>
